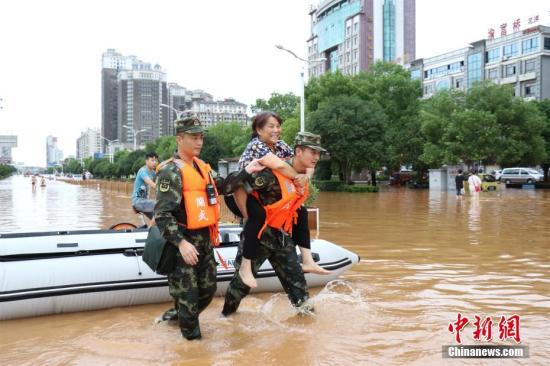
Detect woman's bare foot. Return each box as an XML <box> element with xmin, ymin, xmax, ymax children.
<box><xmin>299</xmin><ymin>248</ymin><xmax>331</xmax><ymax>275</ymax></box>
<box><xmin>239</xmin><ymin>258</ymin><xmax>257</xmax><ymax>288</ymax></box>
<box><xmin>302</xmin><ymin>261</ymin><xmax>331</xmax><ymax>275</ymax></box>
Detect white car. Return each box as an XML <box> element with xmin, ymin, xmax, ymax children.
<box><xmin>500</xmin><ymin>168</ymin><xmax>543</xmax><ymax>184</ymax></box>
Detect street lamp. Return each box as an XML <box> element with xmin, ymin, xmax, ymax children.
<box><xmin>275</xmin><ymin>44</ymin><xmax>326</xmax><ymax>132</ymax></box>
<box><xmin>160</xmin><ymin>103</ymin><xmax>188</xmax><ymax>120</ymax></box>
<box><xmin>100</xmin><ymin>136</ymin><xmax>118</xmax><ymax>164</ymax></box>
<box><xmin>122</xmin><ymin>125</ymin><xmax>147</xmax><ymax>151</ymax></box>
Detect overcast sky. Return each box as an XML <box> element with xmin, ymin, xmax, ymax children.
<box><xmin>1</xmin><ymin>0</ymin><xmax>548</xmax><ymax>166</ymax></box>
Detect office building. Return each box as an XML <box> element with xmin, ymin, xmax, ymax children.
<box><xmin>308</xmin><ymin>0</ymin><xmax>416</xmax><ymax>77</ymax></box>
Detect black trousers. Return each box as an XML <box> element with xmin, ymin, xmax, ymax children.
<box><xmin>242</xmin><ymin>195</ymin><xmax>310</xmax><ymax>260</ymax></box>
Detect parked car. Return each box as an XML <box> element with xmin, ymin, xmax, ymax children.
<box><xmin>499</xmin><ymin>168</ymin><xmax>543</xmax><ymax>184</ymax></box>
<box><xmin>479</xmin><ymin>173</ymin><xmax>498</xmax><ymax>191</ymax></box>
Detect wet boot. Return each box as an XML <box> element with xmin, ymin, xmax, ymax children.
<box><xmin>161</xmin><ymin>308</ymin><xmax>178</xmax><ymax>322</ymax></box>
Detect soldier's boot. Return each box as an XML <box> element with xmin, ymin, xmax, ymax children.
<box><xmin>221</xmin><ymin>298</ymin><xmax>239</xmax><ymax>316</ymax></box>
<box><xmin>161</xmin><ymin>308</ymin><xmax>178</xmax><ymax>322</ymax></box>
<box><xmin>179</xmin><ymin>316</ymin><xmax>202</xmax><ymax>340</ymax></box>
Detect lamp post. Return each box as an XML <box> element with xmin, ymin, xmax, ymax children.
<box><xmin>161</xmin><ymin>104</ymin><xmax>193</xmax><ymax>133</ymax></box>
<box><xmin>100</xmin><ymin>136</ymin><xmax>118</xmax><ymax>164</ymax></box>
<box><xmin>275</xmin><ymin>45</ymin><xmax>326</xmax><ymax>132</ymax></box>
<box><xmin>122</xmin><ymin>125</ymin><xmax>147</xmax><ymax>151</ymax></box>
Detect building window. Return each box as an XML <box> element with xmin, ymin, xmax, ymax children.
<box><xmin>410</xmin><ymin>69</ymin><xmax>421</xmax><ymax>80</ymax></box>
<box><xmin>524</xmin><ymin>83</ymin><xmax>535</xmax><ymax>97</ymax></box>
<box><xmin>522</xmin><ymin>37</ymin><xmax>539</xmax><ymax>54</ymax></box>
<box><xmin>455</xmin><ymin>78</ymin><xmax>464</xmax><ymax>89</ymax></box>
<box><xmin>505</xmin><ymin>64</ymin><xmax>516</xmax><ymax>77</ymax></box>
<box><xmin>545</xmin><ymin>37</ymin><xmax>550</xmax><ymax>50</ymax></box>
<box><xmin>353</xmin><ymin>49</ymin><xmax>358</xmax><ymax>61</ymax></box>
<box><xmin>467</xmin><ymin>52</ymin><xmax>482</xmax><ymax>88</ymax></box>
<box><xmin>503</xmin><ymin>43</ymin><xmax>519</xmax><ymax>58</ymax></box>
<box><xmin>486</xmin><ymin>48</ymin><xmax>500</xmax><ymax>63</ymax></box>
<box><xmin>424</xmin><ymin>84</ymin><xmax>434</xmax><ymax>94</ymax></box>
<box><xmin>383</xmin><ymin>0</ymin><xmax>396</xmax><ymax>61</ymax></box>
<box><xmin>487</xmin><ymin>68</ymin><xmax>498</xmax><ymax>79</ymax></box>
<box><xmin>524</xmin><ymin>58</ymin><xmax>536</xmax><ymax>73</ymax></box>
<box><xmin>346</xmin><ymin>26</ymin><xmax>351</xmax><ymax>35</ymax></box>
<box><xmin>354</xmin><ymin>22</ymin><xmax>358</xmax><ymax>33</ymax></box>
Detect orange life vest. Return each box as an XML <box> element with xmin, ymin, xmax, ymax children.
<box><xmin>253</xmin><ymin>170</ymin><xmax>309</xmax><ymax>239</ymax></box>
<box><xmin>171</xmin><ymin>157</ymin><xmax>220</xmax><ymax>246</ymax></box>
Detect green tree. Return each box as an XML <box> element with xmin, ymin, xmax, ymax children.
<box><xmin>206</xmin><ymin>122</ymin><xmax>249</xmax><ymax>157</ymax></box>
<box><xmin>305</xmin><ymin>71</ymin><xmax>355</xmax><ymax>113</ymax></box>
<box><xmin>310</xmin><ymin>95</ymin><xmax>387</xmax><ymax>184</ymax></box>
<box><xmin>420</xmin><ymin>83</ymin><xmax>546</xmax><ymax>169</ymax></box>
<box><xmin>353</xmin><ymin>61</ymin><xmax>423</xmax><ymax>171</ymax></box>
<box><xmin>201</xmin><ymin>133</ymin><xmax>226</xmax><ymax>169</ymax></box>
<box><xmin>536</xmin><ymin>99</ymin><xmax>550</xmax><ymax>181</ymax></box>
<box><xmin>252</xmin><ymin>92</ymin><xmax>300</xmax><ymax>121</ymax></box>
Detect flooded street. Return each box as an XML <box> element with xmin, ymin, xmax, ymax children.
<box><xmin>1</xmin><ymin>175</ymin><xmax>549</xmax><ymax>365</ymax></box>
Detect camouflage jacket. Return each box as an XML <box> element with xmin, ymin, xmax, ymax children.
<box><xmin>154</xmin><ymin>153</ymin><xmax>223</xmax><ymax>247</ymax></box>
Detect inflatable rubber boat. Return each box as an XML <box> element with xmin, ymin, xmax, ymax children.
<box><xmin>0</xmin><ymin>225</ymin><xmax>359</xmax><ymax>320</ymax></box>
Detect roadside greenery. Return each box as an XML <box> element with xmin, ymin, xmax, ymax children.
<box><xmin>0</xmin><ymin>164</ymin><xmax>17</xmax><ymax>179</ymax></box>
<box><xmin>56</xmin><ymin>64</ymin><xmax>550</xmax><ymax>183</ymax></box>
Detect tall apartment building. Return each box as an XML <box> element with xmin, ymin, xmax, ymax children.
<box><xmin>102</xmin><ymin>49</ymin><xmax>168</xmax><ymax>150</ymax></box>
<box><xmin>308</xmin><ymin>0</ymin><xmax>416</xmax><ymax>77</ymax></box>
<box><xmin>410</xmin><ymin>24</ymin><xmax>550</xmax><ymax>100</ymax></box>
<box><xmin>46</xmin><ymin>136</ymin><xmax>63</xmax><ymax>167</ymax></box>
<box><xmin>76</xmin><ymin>128</ymin><xmax>102</xmax><ymax>160</ymax></box>
<box><xmin>0</xmin><ymin>135</ymin><xmax>17</xmax><ymax>164</ymax></box>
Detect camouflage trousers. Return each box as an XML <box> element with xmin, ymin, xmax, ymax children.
<box><xmin>167</xmin><ymin>232</ymin><xmax>217</xmax><ymax>340</ymax></box>
<box><xmin>222</xmin><ymin>228</ymin><xmax>309</xmax><ymax>316</ymax></box>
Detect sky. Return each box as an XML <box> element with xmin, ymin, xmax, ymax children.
<box><xmin>0</xmin><ymin>0</ymin><xmax>549</xmax><ymax>167</ymax></box>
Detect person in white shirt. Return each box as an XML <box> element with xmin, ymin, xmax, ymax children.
<box><xmin>467</xmin><ymin>172</ymin><xmax>482</xmax><ymax>195</ymax></box>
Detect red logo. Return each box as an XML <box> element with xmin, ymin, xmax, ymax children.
<box><xmin>448</xmin><ymin>314</ymin><xmax>521</xmax><ymax>344</ymax></box>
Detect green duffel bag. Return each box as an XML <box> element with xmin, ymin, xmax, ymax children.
<box><xmin>142</xmin><ymin>225</ymin><xmax>178</xmax><ymax>275</ymax></box>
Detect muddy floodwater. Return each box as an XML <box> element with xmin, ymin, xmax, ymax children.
<box><xmin>1</xmin><ymin>175</ymin><xmax>549</xmax><ymax>365</ymax></box>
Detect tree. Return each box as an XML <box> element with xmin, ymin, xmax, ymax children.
<box><xmin>206</xmin><ymin>122</ymin><xmax>249</xmax><ymax>157</ymax></box>
<box><xmin>305</xmin><ymin>71</ymin><xmax>356</xmax><ymax>113</ymax></box>
<box><xmin>353</xmin><ymin>61</ymin><xmax>423</xmax><ymax>171</ymax></box>
<box><xmin>420</xmin><ymin>83</ymin><xmax>547</xmax><ymax>169</ymax></box>
<box><xmin>310</xmin><ymin>95</ymin><xmax>387</xmax><ymax>184</ymax></box>
<box><xmin>200</xmin><ymin>133</ymin><xmax>226</xmax><ymax>169</ymax></box>
<box><xmin>536</xmin><ymin>99</ymin><xmax>550</xmax><ymax>181</ymax></box>
<box><xmin>252</xmin><ymin>92</ymin><xmax>300</xmax><ymax>121</ymax></box>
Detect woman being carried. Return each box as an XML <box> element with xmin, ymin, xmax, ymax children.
<box><xmin>233</xmin><ymin>111</ymin><xmax>330</xmax><ymax>288</ymax></box>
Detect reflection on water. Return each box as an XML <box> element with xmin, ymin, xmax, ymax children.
<box><xmin>1</xmin><ymin>175</ymin><xmax>550</xmax><ymax>364</ymax></box>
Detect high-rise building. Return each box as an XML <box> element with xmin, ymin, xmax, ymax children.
<box><xmin>308</xmin><ymin>0</ymin><xmax>416</xmax><ymax>77</ymax></box>
<box><xmin>46</xmin><ymin>136</ymin><xmax>63</xmax><ymax>167</ymax></box>
<box><xmin>102</xmin><ymin>49</ymin><xmax>168</xmax><ymax>150</ymax></box>
<box><xmin>76</xmin><ymin>128</ymin><xmax>102</xmax><ymax>160</ymax></box>
<box><xmin>167</xmin><ymin>83</ymin><xmax>214</xmax><ymax>133</ymax></box>
<box><xmin>117</xmin><ymin>63</ymin><xmax>168</xmax><ymax>148</ymax></box>
<box><xmin>0</xmin><ymin>135</ymin><xmax>17</xmax><ymax>164</ymax></box>
<box><xmin>409</xmin><ymin>24</ymin><xmax>550</xmax><ymax>100</ymax></box>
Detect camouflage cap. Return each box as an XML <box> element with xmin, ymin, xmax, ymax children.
<box><xmin>294</xmin><ymin>131</ymin><xmax>327</xmax><ymax>152</ymax></box>
<box><xmin>175</xmin><ymin>116</ymin><xmax>204</xmax><ymax>135</ymax></box>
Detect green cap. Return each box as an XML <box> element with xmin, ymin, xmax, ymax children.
<box><xmin>294</xmin><ymin>131</ymin><xmax>327</xmax><ymax>152</ymax></box>
<box><xmin>175</xmin><ymin>116</ymin><xmax>204</xmax><ymax>135</ymax></box>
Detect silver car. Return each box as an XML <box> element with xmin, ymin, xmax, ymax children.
<box><xmin>500</xmin><ymin>167</ymin><xmax>543</xmax><ymax>184</ymax></box>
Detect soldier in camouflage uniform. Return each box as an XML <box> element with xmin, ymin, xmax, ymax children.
<box><xmin>222</xmin><ymin>132</ymin><xmax>327</xmax><ymax>316</ymax></box>
<box><xmin>154</xmin><ymin>115</ymin><xmax>223</xmax><ymax>340</ymax></box>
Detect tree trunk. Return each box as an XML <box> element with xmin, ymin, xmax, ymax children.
<box><xmin>370</xmin><ymin>170</ymin><xmax>377</xmax><ymax>186</ymax></box>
